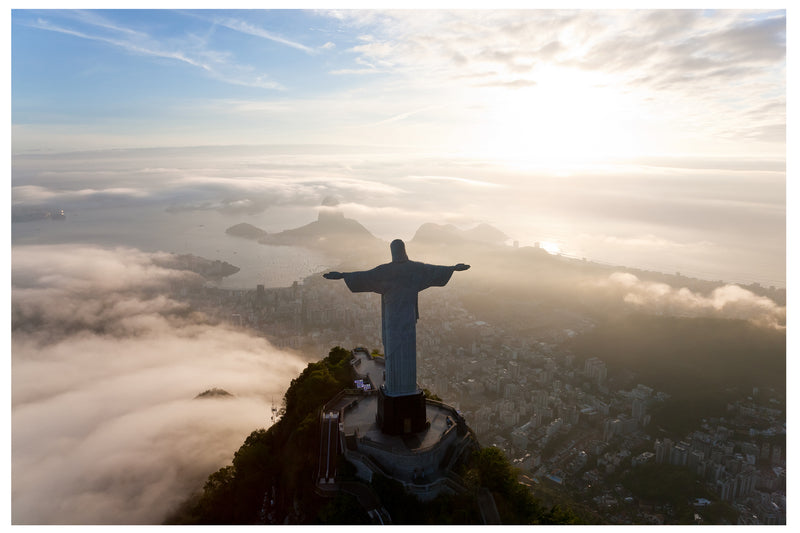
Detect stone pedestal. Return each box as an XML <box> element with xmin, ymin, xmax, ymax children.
<box><xmin>377</xmin><ymin>387</ymin><xmax>428</xmax><ymax>435</ymax></box>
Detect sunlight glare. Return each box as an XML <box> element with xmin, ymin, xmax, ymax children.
<box><xmin>539</xmin><ymin>241</ymin><xmax>561</xmax><ymax>255</ymax></box>
<box><xmin>474</xmin><ymin>66</ymin><xmax>646</xmax><ymax>171</ymax></box>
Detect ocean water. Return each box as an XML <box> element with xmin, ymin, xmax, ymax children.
<box><xmin>11</xmin><ymin>204</ymin><xmax>335</xmax><ymax>289</ymax></box>
<box><xmin>11</xmin><ymin>199</ymin><xmax>786</xmax><ymax>290</ymax></box>
<box><xmin>11</xmin><ymin>148</ymin><xmax>785</xmax><ymax>289</ymax></box>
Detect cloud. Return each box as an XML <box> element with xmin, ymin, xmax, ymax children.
<box><xmin>593</xmin><ymin>233</ymin><xmax>714</xmax><ymax>251</ymax></box>
<box><xmin>324</xmin><ymin>10</ymin><xmax>783</xmax><ymax>148</ymax></box>
<box><xmin>474</xmin><ymin>78</ymin><xmax>537</xmax><ymax>89</ymax></box>
<box><xmin>29</xmin><ymin>16</ymin><xmax>213</xmax><ymax>72</ymax></box>
<box><xmin>329</xmin><ymin>67</ymin><xmax>386</xmax><ymax>75</ymax></box>
<box><xmin>596</xmin><ymin>272</ymin><xmax>785</xmax><ymax>329</ymax></box>
<box><xmin>12</xmin><ymin>148</ymin><xmax>409</xmax><ymax>216</ymax></box>
<box><xmin>11</xmin><ymin>245</ymin><xmax>309</xmax><ymax>524</ymax></box>
<box><xmin>408</xmin><ymin>174</ymin><xmax>503</xmax><ymax>188</ymax></box>
<box><xmin>211</xmin><ymin>16</ymin><xmax>316</xmax><ymax>54</ymax></box>
<box><xmin>21</xmin><ymin>11</ymin><xmax>285</xmax><ymax>90</ymax></box>
<box><xmin>10</xmin><ymin>145</ymin><xmax>784</xmax><ymax>288</ymax></box>
<box><xmin>372</xmin><ymin>105</ymin><xmax>444</xmax><ymax>125</ymax></box>
<box><xmin>13</xmin><ymin>184</ymin><xmax>150</xmax><ymax>207</ymax></box>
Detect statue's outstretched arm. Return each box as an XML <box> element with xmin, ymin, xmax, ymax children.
<box><xmin>323</xmin><ymin>271</ymin><xmax>344</xmax><ymax>280</ymax></box>
<box><xmin>453</xmin><ymin>263</ymin><xmax>470</xmax><ymax>271</ymax></box>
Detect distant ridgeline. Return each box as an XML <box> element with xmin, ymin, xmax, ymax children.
<box><xmin>223</xmin><ymin>211</ymin><xmax>784</xmax><ymax>311</ymax></box>
<box><xmin>194</xmin><ymin>387</ymin><xmax>234</xmax><ymax>399</ymax></box>
<box><xmin>225</xmin><ymin>210</ymin><xmax>381</xmax><ymax>259</ymax></box>
<box><xmin>154</xmin><ymin>253</ymin><xmax>240</xmax><ymax>280</ymax></box>
<box><xmin>166</xmin><ymin>347</ymin><xmax>581</xmax><ymax>525</ymax></box>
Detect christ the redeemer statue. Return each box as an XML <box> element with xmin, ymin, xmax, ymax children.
<box><xmin>324</xmin><ymin>239</ymin><xmax>469</xmax><ymax>434</ymax></box>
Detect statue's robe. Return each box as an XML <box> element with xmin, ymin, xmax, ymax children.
<box><xmin>342</xmin><ymin>261</ymin><xmax>454</xmax><ymax>396</ymax></box>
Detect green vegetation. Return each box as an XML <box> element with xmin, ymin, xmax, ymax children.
<box><xmin>369</xmin><ymin>446</ymin><xmax>582</xmax><ymax>525</ymax></box>
<box><xmin>617</xmin><ymin>463</ymin><xmax>722</xmax><ymax>524</ymax></box>
<box><xmin>570</xmin><ymin>314</ymin><xmax>785</xmax><ymax>433</ymax></box>
<box><xmin>620</xmin><ymin>464</ymin><xmax>706</xmax><ymax>506</ymax></box>
<box><xmin>422</xmin><ymin>388</ymin><xmax>442</xmax><ymax>402</ymax></box>
<box><xmin>166</xmin><ymin>346</ymin><xmax>582</xmax><ymax>525</ymax></box>
<box><xmin>315</xmin><ymin>492</ymin><xmax>371</xmax><ymax>525</ymax></box>
<box><xmin>370</xmin><ymin>473</ymin><xmax>482</xmax><ymax>524</ymax></box>
<box><xmin>166</xmin><ymin>346</ymin><xmax>357</xmax><ymax>524</ymax></box>
<box><xmin>461</xmin><ymin>446</ymin><xmax>583</xmax><ymax>524</ymax></box>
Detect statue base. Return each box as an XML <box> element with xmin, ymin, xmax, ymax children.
<box><xmin>377</xmin><ymin>388</ymin><xmax>428</xmax><ymax>435</ymax></box>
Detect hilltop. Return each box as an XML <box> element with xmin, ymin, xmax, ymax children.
<box><xmin>226</xmin><ymin>223</ymin><xmax>268</xmax><ymax>240</ymax></box>
<box><xmin>224</xmin><ymin>210</ymin><xmax>783</xmax><ymax>311</ymax></box>
<box><xmin>194</xmin><ymin>387</ymin><xmax>234</xmax><ymax>399</ymax></box>
<box><xmin>224</xmin><ymin>210</ymin><xmax>381</xmax><ymax>259</ymax></box>
<box><xmin>411</xmin><ymin>222</ymin><xmax>509</xmax><ymax>246</ymax></box>
<box><xmin>166</xmin><ymin>347</ymin><xmax>582</xmax><ymax>525</ymax></box>
<box><xmin>153</xmin><ymin>253</ymin><xmax>240</xmax><ymax>280</ymax></box>
<box><xmin>260</xmin><ymin>209</ymin><xmax>380</xmax><ymax>250</ymax></box>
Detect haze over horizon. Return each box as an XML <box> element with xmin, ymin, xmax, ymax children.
<box><xmin>11</xmin><ymin>8</ymin><xmax>786</xmax><ymax>287</ymax></box>
<box><xmin>9</xmin><ymin>7</ymin><xmax>787</xmax><ymax>525</ymax></box>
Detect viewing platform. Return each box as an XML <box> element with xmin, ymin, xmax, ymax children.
<box><xmin>317</xmin><ymin>348</ymin><xmax>477</xmax><ymax>501</ymax></box>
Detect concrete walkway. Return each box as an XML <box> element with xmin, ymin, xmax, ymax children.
<box><xmin>351</xmin><ymin>348</ymin><xmax>385</xmax><ymax>389</ymax></box>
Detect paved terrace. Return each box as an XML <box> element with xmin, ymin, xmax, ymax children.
<box><xmin>340</xmin><ymin>396</ymin><xmax>456</xmax><ymax>452</ymax></box>
<box><xmin>316</xmin><ymin>348</ymin><xmax>486</xmax><ymax>516</ymax></box>
<box><xmin>347</xmin><ymin>347</ymin><xmax>457</xmax><ymax>451</ymax></box>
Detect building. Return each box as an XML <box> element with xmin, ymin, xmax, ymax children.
<box><xmin>583</xmin><ymin>357</ymin><xmax>607</xmax><ymax>386</ymax></box>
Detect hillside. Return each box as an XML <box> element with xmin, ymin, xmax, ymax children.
<box><xmin>153</xmin><ymin>253</ymin><xmax>240</xmax><ymax>280</ymax></box>
<box><xmin>166</xmin><ymin>347</ymin><xmax>582</xmax><ymax>525</ymax></box>
<box><xmin>567</xmin><ymin>314</ymin><xmax>786</xmax><ymax>433</ymax></box>
<box><xmin>411</xmin><ymin>222</ymin><xmax>508</xmax><ymax>246</ymax></box>
<box><xmin>261</xmin><ymin>210</ymin><xmax>378</xmax><ymax>247</ymax></box>
<box><xmin>225</xmin><ymin>223</ymin><xmax>268</xmax><ymax>240</ymax></box>
<box><xmin>225</xmin><ymin>210</ymin><xmax>383</xmax><ymax>259</ymax></box>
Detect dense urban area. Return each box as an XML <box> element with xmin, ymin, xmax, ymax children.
<box><xmin>172</xmin><ymin>271</ymin><xmax>786</xmax><ymax>525</ymax></box>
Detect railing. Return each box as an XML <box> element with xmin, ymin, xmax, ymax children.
<box><xmin>321</xmin><ymin>388</ymin><xmax>373</xmax><ymax>414</ymax></box>
<box><xmin>356</xmin><ymin>423</ymin><xmax>458</xmax><ymax>456</ymax></box>
<box><xmin>344</xmin><ymin>447</ymin><xmax>393</xmax><ymax>479</ymax></box>
<box><xmin>443</xmin><ymin>470</ymin><xmax>470</xmax><ymax>493</ymax></box>
<box><xmin>404</xmin><ymin>471</ymin><xmax>471</xmax><ymax>497</ymax></box>
<box><xmin>424</xmin><ymin>398</ymin><xmax>465</xmax><ymax>423</ymax></box>
<box><xmin>441</xmin><ymin>432</ymin><xmax>479</xmax><ymax>473</ymax></box>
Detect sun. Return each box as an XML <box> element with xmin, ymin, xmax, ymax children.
<box><xmin>472</xmin><ymin>65</ymin><xmax>647</xmax><ymax>170</ymax></box>
<box><xmin>539</xmin><ymin>240</ymin><xmax>561</xmax><ymax>255</ymax></box>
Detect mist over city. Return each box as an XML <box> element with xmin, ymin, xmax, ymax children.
<box><xmin>10</xmin><ymin>8</ymin><xmax>786</xmax><ymax>525</ymax></box>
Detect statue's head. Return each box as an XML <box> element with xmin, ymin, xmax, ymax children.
<box><xmin>390</xmin><ymin>239</ymin><xmax>409</xmax><ymax>263</ymax></box>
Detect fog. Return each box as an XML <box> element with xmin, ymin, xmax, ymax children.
<box><xmin>11</xmin><ymin>146</ymin><xmax>786</xmax><ymax>288</ymax></box>
<box><xmin>595</xmin><ymin>272</ymin><xmax>785</xmax><ymax>329</ymax></box>
<box><xmin>9</xmin><ymin>145</ymin><xmax>786</xmax><ymax>523</ymax></box>
<box><xmin>11</xmin><ymin>244</ymin><xmax>309</xmax><ymax>524</ymax></box>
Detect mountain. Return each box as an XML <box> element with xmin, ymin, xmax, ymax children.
<box><xmin>259</xmin><ymin>209</ymin><xmax>380</xmax><ymax>251</ymax></box>
<box><xmin>411</xmin><ymin>222</ymin><xmax>508</xmax><ymax>246</ymax></box>
<box><xmin>194</xmin><ymin>387</ymin><xmax>234</xmax><ymax>399</ymax></box>
<box><xmin>567</xmin><ymin>314</ymin><xmax>786</xmax><ymax>433</ymax></box>
<box><xmin>222</xmin><ymin>211</ymin><xmax>784</xmax><ymax>318</ymax></box>
<box><xmin>166</xmin><ymin>347</ymin><xmax>582</xmax><ymax>525</ymax></box>
<box><xmin>226</xmin><ymin>223</ymin><xmax>268</xmax><ymax>240</ymax></box>
<box><xmin>224</xmin><ymin>210</ymin><xmax>383</xmax><ymax>259</ymax></box>
<box><xmin>154</xmin><ymin>253</ymin><xmax>240</xmax><ymax>280</ymax></box>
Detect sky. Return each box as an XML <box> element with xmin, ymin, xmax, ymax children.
<box><xmin>9</xmin><ymin>7</ymin><xmax>787</xmax><ymax>286</ymax></box>
<box><xmin>6</xmin><ymin>5</ymin><xmax>789</xmax><ymax>525</ymax></box>
<box><xmin>11</xmin><ymin>8</ymin><xmax>786</xmax><ymax>159</ymax></box>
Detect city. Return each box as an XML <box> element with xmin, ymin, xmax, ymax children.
<box><xmin>11</xmin><ymin>8</ymin><xmax>786</xmax><ymax>526</ymax></box>
<box><xmin>172</xmin><ymin>272</ymin><xmax>786</xmax><ymax>525</ymax></box>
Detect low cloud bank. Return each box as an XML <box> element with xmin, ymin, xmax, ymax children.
<box><xmin>598</xmin><ymin>272</ymin><xmax>785</xmax><ymax>329</ymax></box>
<box><xmin>12</xmin><ymin>245</ymin><xmax>308</xmax><ymax>524</ymax></box>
